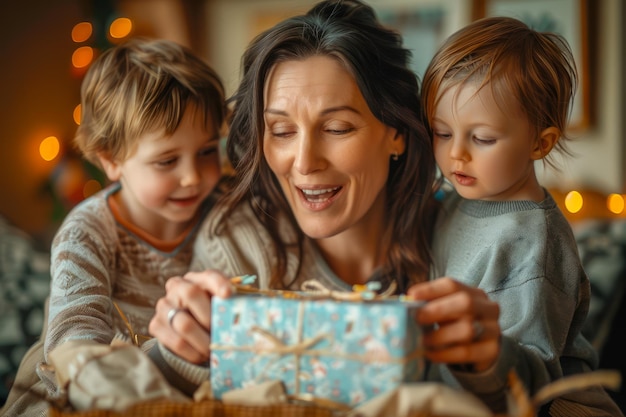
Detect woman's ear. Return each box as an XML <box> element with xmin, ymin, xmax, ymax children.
<box><xmin>390</xmin><ymin>129</ymin><xmax>406</xmax><ymax>157</ymax></box>
<box><xmin>531</xmin><ymin>127</ymin><xmax>560</xmax><ymax>160</ymax></box>
<box><xmin>97</xmin><ymin>152</ymin><xmax>122</xmax><ymax>181</ymax></box>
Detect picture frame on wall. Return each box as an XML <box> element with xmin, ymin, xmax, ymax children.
<box><xmin>375</xmin><ymin>1</ymin><xmax>471</xmax><ymax>82</ymax></box>
<box><xmin>473</xmin><ymin>0</ymin><xmax>592</xmax><ymax>130</ymax></box>
<box><xmin>377</xmin><ymin>8</ymin><xmax>447</xmax><ymax>81</ymax></box>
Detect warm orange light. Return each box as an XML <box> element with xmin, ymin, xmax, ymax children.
<box><xmin>72</xmin><ymin>22</ymin><xmax>92</xmax><ymax>43</ymax></box>
<box><xmin>73</xmin><ymin>104</ymin><xmax>82</xmax><ymax>125</ymax></box>
<box><xmin>607</xmin><ymin>194</ymin><xmax>625</xmax><ymax>214</ymax></box>
<box><xmin>564</xmin><ymin>191</ymin><xmax>583</xmax><ymax>213</ymax></box>
<box><xmin>72</xmin><ymin>46</ymin><xmax>94</xmax><ymax>69</ymax></box>
<box><xmin>83</xmin><ymin>180</ymin><xmax>102</xmax><ymax>198</ymax></box>
<box><xmin>40</xmin><ymin>136</ymin><xmax>60</xmax><ymax>161</ymax></box>
<box><xmin>109</xmin><ymin>17</ymin><xmax>132</xmax><ymax>39</ymax></box>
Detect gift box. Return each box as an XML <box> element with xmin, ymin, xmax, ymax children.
<box><xmin>210</xmin><ymin>293</ymin><xmax>424</xmax><ymax>408</ymax></box>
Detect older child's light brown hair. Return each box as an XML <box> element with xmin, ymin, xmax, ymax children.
<box><xmin>421</xmin><ymin>16</ymin><xmax>578</xmax><ymax>166</ymax></box>
<box><xmin>75</xmin><ymin>37</ymin><xmax>227</xmax><ymax>167</ymax></box>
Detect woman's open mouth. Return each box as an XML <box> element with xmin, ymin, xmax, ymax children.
<box><xmin>299</xmin><ymin>186</ymin><xmax>341</xmax><ymax>203</ymax></box>
<box><xmin>300</xmin><ymin>187</ymin><xmax>341</xmax><ymax>203</ymax></box>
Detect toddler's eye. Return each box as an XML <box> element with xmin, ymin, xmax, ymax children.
<box><xmin>433</xmin><ymin>132</ymin><xmax>451</xmax><ymax>139</ymax></box>
<box><xmin>474</xmin><ymin>137</ymin><xmax>496</xmax><ymax>145</ymax></box>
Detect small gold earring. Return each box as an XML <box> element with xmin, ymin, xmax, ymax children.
<box><xmin>391</xmin><ymin>151</ymin><xmax>399</xmax><ymax>161</ymax></box>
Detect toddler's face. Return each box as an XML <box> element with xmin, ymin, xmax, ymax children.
<box><xmin>431</xmin><ymin>82</ymin><xmax>544</xmax><ymax>202</ymax></box>
<box><xmin>108</xmin><ymin>104</ymin><xmax>221</xmax><ymax>239</ymax></box>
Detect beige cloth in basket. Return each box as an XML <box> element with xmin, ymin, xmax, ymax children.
<box><xmin>47</xmin><ymin>339</ymin><xmax>621</xmax><ymax>417</ymax></box>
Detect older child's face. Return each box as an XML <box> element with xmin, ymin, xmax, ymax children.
<box><xmin>432</xmin><ymin>82</ymin><xmax>543</xmax><ymax>202</ymax></box>
<box><xmin>262</xmin><ymin>56</ymin><xmax>404</xmax><ymax>243</ymax></box>
<box><xmin>102</xmin><ymin>105</ymin><xmax>221</xmax><ymax>240</ymax></box>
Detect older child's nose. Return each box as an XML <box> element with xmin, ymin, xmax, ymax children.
<box><xmin>180</xmin><ymin>163</ymin><xmax>201</xmax><ymax>187</ymax></box>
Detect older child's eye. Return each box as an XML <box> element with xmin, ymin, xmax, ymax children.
<box><xmin>156</xmin><ymin>158</ymin><xmax>177</xmax><ymax>168</ymax></box>
<box><xmin>433</xmin><ymin>132</ymin><xmax>451</xmax><ymax>140</ymax></box>
<box><xmin>199</xmin><ymin>145</ymin><xmax>218</xmax><ymax>157</ymax></box>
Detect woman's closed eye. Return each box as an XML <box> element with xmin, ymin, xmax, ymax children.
<box><xmin>270</xmin><ymin>129</ymin><xmax>296</xmax><ymax>139</ymax></box>
<box><xmin>325</xmin><ymin>127</ymin><xmax>354</xmax><ymax>135</ymax></box>
<box><xmin>323</xmin><ymin>120</ymin><xmax>356</xmax><ymax>136</ymax></box>
<box><xmin>266</xmin><ymin>121</ymin><xmax>297</xmax><ymax>139</ymax></box>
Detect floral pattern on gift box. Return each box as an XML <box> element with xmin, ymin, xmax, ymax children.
<box><xmin>210</xmin><ymin>294</ymin><xmax>424</xmax><ymax>407</ymax></box>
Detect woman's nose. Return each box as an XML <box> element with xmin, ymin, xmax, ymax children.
<box><xmin>293</xmin><ymin>133</ymin><xmax>324</xmax><ymax>174</ymax></box>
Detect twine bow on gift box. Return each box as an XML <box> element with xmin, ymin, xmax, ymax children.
<box><xmin>229</xmin><ymin>274</ymin><xmax>402</xmax><ymax>302</ymax></box>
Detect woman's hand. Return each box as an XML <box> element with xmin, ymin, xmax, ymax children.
<box><xmin>407</xmin><ymin>277</ymin><xmax>501</xmax><ymax>372</ymax></box>
<box><xmin>149</xmin><ymin>269</ymin><xmax>233</xmax><ymax>364</ymax></box>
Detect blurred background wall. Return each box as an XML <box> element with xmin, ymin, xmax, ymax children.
<box><xmin>0</xmin><ymin>0</ymin><xmax>208</xmax><ymax>245</ymax></box>
<box><xmin>0</xmin><ymin>0</ymin><xmax>624</xmax><ymax>246</ymax></box>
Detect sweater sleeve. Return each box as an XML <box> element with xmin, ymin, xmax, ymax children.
<box><xmin>147</xmin><ymin>341</ymin><xmax>210</xmax><ymax>397</ymax></box>
<box><xmin>45</xmin><ymin>196</ymin><xmax>119</xmax><ymax>360</ymax></box>
<box><xmin>190</xmin><ymin>203</ymin><xmax>276</xmax><ymax>288</ymax></box>
<box><xmin>148</xmin><ymin>204</ymin><xmax>271</xmax><ymax>391</ymax></box>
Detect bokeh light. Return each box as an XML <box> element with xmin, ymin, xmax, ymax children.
<box><xmin>73</xmin><ymin>104</ymin><xmax>82</xmax><ymax>125</ymax></box>
<box><xmin>109</xmin><ymin>17</ymin><xmax>132</xmax><ymax>39</ymax></box>
<box><xmin>72</xmin><ymin>46</ymin><xmax>94</xmax><ymax>69</ymax></box>
<box><xmin>607</xmin><ymin>194</ymin><xmax>625</xmax><ymax>214</ymax></box>
<box><xmin>83</xmin><ymin>179</ymin><xmax>102</xmax><ymax>199</ymax></box>
<box><xmin>72</xmin><ymin>22</ymin><xmax>92</xmax><ymax>43</ymax></box>
<box><xmin>564</xmin><ymin>190</ymin><xmax>583</xmax><ymax>213</ymax></box>
<box><xmin>40</xmin><ymin>136</ymin><xmax>60</xmax><ymax>161</ymax></box>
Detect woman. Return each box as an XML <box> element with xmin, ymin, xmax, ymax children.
<box><xmin>148</xmin><ymin>0</ymin><xmax>504</xmax><ymax>411</ymax></box>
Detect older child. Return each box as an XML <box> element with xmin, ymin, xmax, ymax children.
<box><xmin>2</xmin><ymin>37</ymin><xmax>227</xmax><ymax>415</ymax></box>
<box><xmin>419</xmin><ymin>16</ymin><xmax>622</xmax><ymax>416</ymax></box>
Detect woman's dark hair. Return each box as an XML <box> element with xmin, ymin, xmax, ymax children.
<box><xmin>216</xmin><ymin>0</ymin><xmax>436</xmax><ymax>289</ymax></box>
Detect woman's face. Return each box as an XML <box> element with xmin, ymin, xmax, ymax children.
<box><xmin>262</xmin><ymin>55</ymin><xmax>405</xmax><ymax>241</ymax></box>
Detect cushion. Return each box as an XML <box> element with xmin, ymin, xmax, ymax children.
<box><xmin>0</xmin><ymin>216</ymin><xmax>50</xmax><ymax>405</ymax></box>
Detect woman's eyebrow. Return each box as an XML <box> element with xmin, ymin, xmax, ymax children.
<box><xmin>264</xmin><ymin>105</ymin><xmax>362</xmax><ymax>116</ymax></box>
<box><xmin>320</xmin><ymin>105</ymin><xmax>361</xmax><ymax>116</ymax></box>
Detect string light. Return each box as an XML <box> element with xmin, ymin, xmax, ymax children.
<box><xmin>71</xmin><ymin>22</ymin><xmax>92</xmax><ymax>43</ymax></box>
<box><xmin>72</xmin><ymin>46</ymin><xmax>94</xmax><ymax>69</ymax></box>
<box><xmin>564</xmin><ymin>191</ymin><xmax>583</xmax><ymax>214</ymax></box>
<box><xmin>551</xmin><ymin>189</ymin><xmax>626</xmax><ymax>220</ymax></box>
<box><xmin>607</xmin><ymin>194</ymin><xmax>625</xmax><ymax>214</ymax></box>
<box><xmin>73</xmin><ymin>104</ymin><xmax>81</xmax><ymax>125</ymax></box>
<box><xmin>40</xmin><ymin>136</ymin><xmax>60</xmax><ymax>162</ymax></box>
<box><xmin>83</xmin><ymin>179</ymin><xmax>103</xmax><ymax>199</ymax></box>
<box><xmin>109</xmin><ymin>17</ymin><xmax>132</xmax><ymax>39</ymax></box>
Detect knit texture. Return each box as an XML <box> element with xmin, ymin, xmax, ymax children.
<box><xmin>1</xmin><ymin>183</ymin><xmax>211</xmax><ymax>416</ymax></box>
<box><xmin>431</xmin><ymin>189</ymin><xmax>621</xmax><ymax>416</ymax></box>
